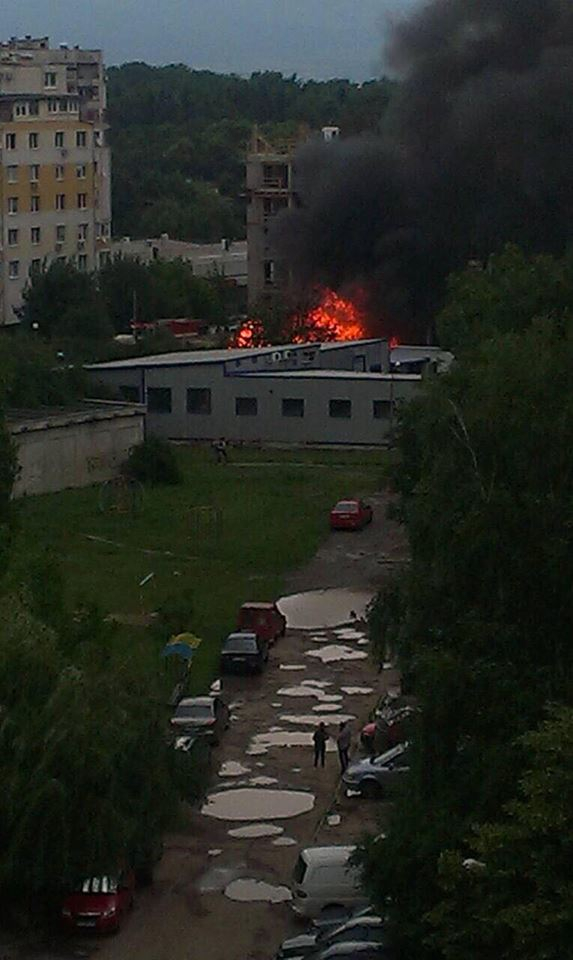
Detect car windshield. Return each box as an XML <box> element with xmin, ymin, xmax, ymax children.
<box><xmin>176</xmin><ymin>702</ymin><xmax>213</xmax><ymax>719</ymax></box>
<box><xmin>223</xmin><ymin>635</ymin><xmax>257</xmax><ymax>653</ymax></box>
<box><xmin>75</xmin><ymin>876</ymin><xmax>118</xmax><ymax>894</ymax></box>
<box><xmin>333</xmin><ymin>501</ymin><xmax>359</xmax><ymax>513</ymax></box>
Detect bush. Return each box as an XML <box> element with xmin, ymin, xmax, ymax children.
<box><xmin>123</xmin><ymin>437</ymin><xmax>182</xmax><ymax>485</ymax></box>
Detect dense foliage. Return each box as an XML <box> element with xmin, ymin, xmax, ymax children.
<box><xmin>107</xmin><ymin>65</ymin><xmax>394</xmax><ymax>241</ymax></box>
<box><xmin>364</xmin><ymin>249</ymin><xmax>573</xmax><ymax>958</ymax></box>
<box><xmin>123</xmin><ymin>436</ymin><xmax>183</xmax><ymax>486</ymax></box>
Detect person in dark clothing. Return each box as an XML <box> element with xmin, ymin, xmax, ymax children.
<box><xmin>313</xmin><ymin>722</ymin><xmax>329</xmax><ymax>768</ymax></box>
<box><xmin>337</xmin><ymin>721</ymin><xmax>352</xmax><ymax>773</ymax></box>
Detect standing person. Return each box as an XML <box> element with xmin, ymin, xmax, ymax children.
<box><xmin>213</xmin><ymin>437</ymin><xmax>228</xmax><ymax>464</ymax></box>
<box><xmin>313</xmin><ymin>722</ymin><xmax>329</xmax><ymax>768</ymax></box>
<box><xmin>337</xmin><ymin>721</ymin><xmax>352</xmax><ymax>773</ymax></box>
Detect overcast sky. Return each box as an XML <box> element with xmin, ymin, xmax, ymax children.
<box><xmin>1</xmin><ymin>0</ymin><xmax>415</xmax><ymax>80</ymax></box>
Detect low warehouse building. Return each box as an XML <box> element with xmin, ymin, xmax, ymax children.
<box><xmin>86</xmin><ymin>339</ymin><xmax>421</xmax><ymax>446</ymax></box>
<box><xmin>7</xmin><ymin>401</ymin><xmax>145</xmax><ymax>497</ymax></box>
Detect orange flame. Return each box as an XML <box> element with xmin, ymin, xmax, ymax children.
<box><xmin>230</xmin><ymin>288</ymin><xmax>369</xmax><ymax>348</ymax></box>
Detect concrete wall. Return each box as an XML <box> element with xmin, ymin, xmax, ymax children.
<box><xmin>9</xmin><ymin>406</ymin><xmax>144</xmax><ymax>496</ymax></box>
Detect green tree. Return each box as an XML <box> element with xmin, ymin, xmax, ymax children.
<box><xmin>19</xmin><ymin>262</ymin><xmax>112</xmax><ymax>342</ymax></box>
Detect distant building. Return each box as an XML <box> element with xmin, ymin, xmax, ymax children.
<box><xmin>86</xmin><ymin>338</ymin><xmax>421</xmax><ymax>447</ymax></box>
<box><xmin>0</xmin><ymin>36</ymin><xmax>111</xmax><ymax>325</ymax></box>
<box><xmin>110</xmin><ymin>235</ymin><xmax>247</xmax><ymax>287</ymax></box>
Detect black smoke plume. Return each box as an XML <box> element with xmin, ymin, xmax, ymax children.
<box><xmin>273</xmin><ymin>0</ymin><xmax>573</xmax><ymax>340</ymax></box>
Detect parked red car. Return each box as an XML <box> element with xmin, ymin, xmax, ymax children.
<box><xmin>330</xmin><ymin>499</ymin><xmax>373</xmax><ymax>531</ymax></box>
<box><xmin>61</xmin><ymin>870</ymin><xmax>135</xmax><ymax>933</ymax></box>
<box><xmin>237</xmin><ymin>601</ymin><xmax>286</xmax><ymax>644</ymax></box>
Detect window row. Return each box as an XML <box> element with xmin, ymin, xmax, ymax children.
<box><xmin>8</xmin><ymin>254</ymin><xmax>90</xmax><ymax>279</ymax></box>
<box><xmin>137</xmin><ymin>387</ymin><xmax>393</xmax><ymax>420</ymax></box>
<box><xmin>4</xmin><ymin>129</ymin><xmax>97</xmax><ymax>150</ymax></box>
<box><xmin>6</xmin><ymin>223</ymin><xmax>90</xmax><ymax>247</ymax></box>
<box><xmin>7</xmin><ymin>193</ymin><xmax>89</xmax><ymax>214</ymax></box>
<box><xmin>6</xmin><ymin>163</ymin><xmax>88</xmax><ymax>183</ymax></box>
<box><xmin>13</xmin><ymin>98</ymin><xmax>79</xmax><ymax>117</ymax></box>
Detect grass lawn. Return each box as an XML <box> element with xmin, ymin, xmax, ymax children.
<box><xmin>13</xmin><ymin>446</ymin><xmax>388</xmax><ymax>693</ymax></box>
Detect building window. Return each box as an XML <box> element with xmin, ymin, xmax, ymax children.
<box><xmin>77</xmin><ymin>193</ymin><xmax>87</xmax><ymax>210</ymax></box>
<box><xmin>98</xmin><ymin>250</ymin><xmax>111</xmax><ymax>268</ymax></box>
<box><xmin>29</xmin><ymin>164</ymin><xmax>39</xmax><ymax>182</ymax></box>
<box><xmin>7</xmin><ymin>229</ymin><xmax>18</xmax><ymax>246</ymax></box>
<box><xmin>78</xmin><ymin>254</ymin><xmax>88</xmax><ymax>271</ymax></box>
<box><xmin>282</xmin><ymin>398</ymin><xmax>305</xmax><ymax>418</ymax></box>
<box><xmin>76</xmin><ymin>130</ymin><xmax>87</xmax><ymax>148</ymax></box>
<box><xmin>8</xmin><ymin>261</ymin><xmax>19</xmax><ymax>280</ymax></box>
<box><xmin>263</xmin><ymin>260</ymin><xmax>275</xmax><ymax>286</ymax></box>
<box><xmin>187</xmin><ymin>388</ymin><xmax>212</xmax><ymax>415</ymax></box>
<box><xmin>8</xmin><ymin>197</ymin><xmax>18</xmax><ymax>215</ymax></box>
<box><xmin>29</xmin><ymin>132</ymin><xmax>39</xmax><ymax>149</ymax></box>
<box><xmin>31</xmin><ymin>227</ymin><xmax>41</xmax><ymax>245</ymax></box>
<box><xmin>373</xmin><ymin>400</ymin><xmax>392</xmax><ymax>420</ymax></box>
<box><xmin>14</xmin><ymin>102</ymin><xmax>28</xmax><ymax>117</ymax></box>
<box><xmin>76</xmin><ymin>164</ymin><xmax>86</xmax><ymax>179</ymax></box>
<box><xmin>55</xmin><ymin>164</ymin><xmax>65</xmax><ymax>180</ymax></box>
<box><xmin>30</xmin><ymin>259</ymin><xmax>41</xmax><ymax>275</ymax></box>
<box><xmin>56</xmin><ymin>224</ymin><xmax>66</xmax><ymax>243</ymax></box>
<box><xmin>30</xmin><ymin>195</ymin><xmax>40</xmax><ymax>212</ymax></box>
<box><xmin>7</xmin><ymin>166</ymin><xmax>18</xmax><ymax>183</ymax></box>
<box><xmin>5</xmin><ymin>133</ymin><xmax>16</xmax><ymax>150</ymax></box>
<box><xmin>119</xmin><ymin>385</ymin><xmax>140</xmax><ymax>403</ymax></box>
<box><xmin>235</xmin><ymin>397</ymin><xmax>258</xmax><ymax>417</ymax></box>
<box><xmin>55</xmin><ymin>131</ymin><xmax>65</xmax><ymax>147</ymax></box>
<box><xmin>78</xmin><ymin>223</ymin><xmax>89</xmax><ymax>241</ymax></box>
<box><xmin>56</xmin><ymin>194</ymin><xmax>66</xmax><ymax>211</ymax></box>
<box><xmin>44</xmin><ymin>72</ymin><xmax>57</xmax><ymax>88</ymax></box>
<box><xmin>329</xmin><ymin>398</ymin><xmax>352</xmax><ymax>419</ymax></box>
<box><xmin>147</xmin><ymin>387</ymin><xmax>172</xmax><ymax>414</ymax></box>
<box><xmin>48</xmin><ymin>98</ymin><xmax>59</xmax><ymax>113</ymax></box>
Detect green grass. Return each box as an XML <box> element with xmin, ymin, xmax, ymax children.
<box><xmin>13</xmin><ymin>446</ymin><xmax>387</xmax><ymax>693</ymax></box>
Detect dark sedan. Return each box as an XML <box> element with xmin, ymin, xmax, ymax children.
<box><xmin>220</xmin><ymin>631</ymin><xmax>269</xmax><ymax>674</ymax></box>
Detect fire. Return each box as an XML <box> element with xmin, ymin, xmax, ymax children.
<box><xmin>230</xmin><ymin>288</ymin><xmax>369</xmax><ymax>348</ymax></box>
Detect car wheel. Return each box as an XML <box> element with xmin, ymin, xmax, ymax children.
<box><xmin>361</xmin><ymin>779</ymin><xmax>382</xmax><ymax>799</ymax></box>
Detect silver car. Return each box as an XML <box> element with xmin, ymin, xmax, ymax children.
<box><xmin>342</xmin><ymin>743</ymin><xmax>410</xmax><ymax>798</ymax></box>
<box><xmin>277</xmin><ymin>916</ymin><xmax>386</xmax><ymax>959</ymax></box>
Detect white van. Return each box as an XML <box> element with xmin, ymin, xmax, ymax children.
<box><xmin>291</xmin><ymin>846</ymin><xmax>368</xmax><ymax>920</ymax></box>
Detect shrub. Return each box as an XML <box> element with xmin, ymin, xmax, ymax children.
<box><xmin>123</xmin><ymin>436</ymin><xmax>182</xmax><ymax>485</ymax></box>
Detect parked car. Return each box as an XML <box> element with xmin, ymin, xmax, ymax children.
<box><xmin>170</xmin><ymin>695</ymin><xmax>229</xmax><ymax>744</ymax></box>
<box><xmin>330</xmin><ymin>499</ymin><xmax>373</xmax><ymax>531</ymax></box>
<box><xmin>343</xmin><ymin>743</ymin><xmax>411</xmax><ymax>798</ymax></box>
<box><xmin>360</xmin><ymin>706</ymin><xmax>416</xmax><ymax>755</ymax></box>
<box><xmin>277</xmin><ymin>915</ymin><xmax>386</xmax><ymax>959</ymax></box>
<box><xmin>291</xmin><ymin>846</ymin><xmax>368</xmax><ymax>920</ymax></box>
<box><xmin>220</xmin><ymin>631</ymin><xmax>269</xmax><ymax>674</ymax></box>
<box><xmin>61</xmin><ymin>870</ymin><xmax>135</xmax><ymax>933</ymax></box>
<box><xmin>237</xmin><ymin>601</ymin><xmax>286</xmax><ymax>644</ymax></box>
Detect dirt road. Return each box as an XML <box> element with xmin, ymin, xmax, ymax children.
<box><xmin>10</xmin><ymin>488</ymin><xmax>407</xmax><ymax>960</ymax></box>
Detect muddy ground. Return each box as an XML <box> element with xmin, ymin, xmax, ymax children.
<box><xmin>6</xmin><ymin>488</ymin><xmax>408</xmax><ymax>960</ymax></box>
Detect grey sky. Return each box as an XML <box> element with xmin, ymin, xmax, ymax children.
<box><xmin>2</xmin><ymin>0</ymin><xmax>416</xmax><ymax>80</ymax></box>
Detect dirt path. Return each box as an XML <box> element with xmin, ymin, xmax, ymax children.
<box><xmin>8</xmin><ymin>489</ymin><xmax>407</xmax><ymax>960</ymax></box>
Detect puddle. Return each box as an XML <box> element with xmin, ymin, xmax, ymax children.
<box><xmin>249</xmin><ymin>776</ymin><xmax>278</xmax><ymax>786</ymax></box>
<box><xmin>279</xmin><ymin>664</ymin><xmax>307</xmax><ymax>671</ymax></box>
<box><xmin>278</xmin><ymin>685</ymin><xmax>341</xmax><ymax>703</ymax></box>
<box><xmin>312</xmin><ymin>703</ymin><xmax>344</xmax><ymax>713</ymax></box>
<box><xmin>382</xmin><ymin>661</ymin><xmax>395</xmax><ymax>670</ymax></box>
<box><xmin>224</xmin><ymin>879</ymin><xmax>292</xmax><ymax>903</ymax></box>
<box><xmin>248</xmin><ymin>731</ymin><xmax>337</xmax><ymax>753</ymax></box>
<box><xmin>271</xmin><ymin>702</ymin><xmax>283</xmax><ymax>708</ymax></box>
<box><xmin>280</xmin><ymin>713</ymin><xmax>356</xmax><ymax>726</ymax></box>
<box><xmin>306</xmin><ymin>645</ymin><xmax>368</xmax><ymax>664</ymax></box>
<box><xmin>199</xmin><ymin>863</ymin><xmax>246</xmax><ymax>893</ymax></box>
<box><xmin>277</xmin><ymin>588</ymin><xmax>374</xmax><ymax>630</ymax></box>
<box><xmin>327</xmin><ymin>814</ymin><xmax>341</xmax><ymax>826</ymax></box>
<box><xmin>219</xmin><ymin>761</ymin><xmax>251</xmax><ymax>778</ymax></box>
<box><xmin>335</xmin><ymin>630</ymin><xmax>366</xmax><ymax>640</ymax></box>
<box><xmin>228</xmin><ymin>823</ymin><xmax>284</xmax><ymax>839</ymax></box>
<box><xmin>358</xmin><ymin>639</ymin><xmax>370</xmax><ymax>646</ymax></box>
<box><xmin>208</xmin><ymin>849</ymin><xmax>223</xmax><ymax>857</ymax></box>
<box><xmin>272</xmin><ymin>836</ymin><xmax>298</xmax><ymax>847</ymax></box>
<box><xmin>291</xmin><ymin>766</ymin><xmax>302</xmax><ymax>773</ymax></box>
<box><xmin>340</xmin><ymin>686</ymin><xmax>374</xmax><ymax>695</ymax></box>
<box><xmin>301</xmin><ymin>680</ymin><xmax>332</xmax><ymax>688</ymax></box>
<box><xmin>202</xmin><ymin>788</ymin><xmax>315</xmax><ymax>821</ymax></box>
<box><xmin>256</xmin><ymin>761</ymin><xmax>266</xmax><ymax>768</ymax></box>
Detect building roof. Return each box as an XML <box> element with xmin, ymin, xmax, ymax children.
<box><xmin>6</xmin><ymin>401</ymin><xmax>144</xmax><ymax>434</ymax></box>
<box><xmin>85</xmin><ymin>339</ymin><xmax>385</xmax><ymax>371</ymax></box>
<box><xmin>239</xmin><ymin>370</ymin><xmax>421</xmax><ymax>381</ymax></box>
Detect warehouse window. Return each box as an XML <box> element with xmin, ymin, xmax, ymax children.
<box><xmin>282</xmin><ymin>398</ymin><xmax>305</xmax><ymax>418</ymax></box>
<box><xmin>187</xmin><ymin>387</ymin><xmax>211</xmax><ymax>415</ymax></box>
<box><xmin>373</xmin><ymin>400</ymin><xmax>392</xmax><ymax>419</ymax></box>
<box><xmin>147</xmin><ymin>387</ymin><xmax>172</xmax><ymax>413</ymax></box>
<box><xmin>235</xmin><ymin>396</ymin><xmax>258</xmax><ymax>416</ymax></box>
<box><xmin>119</xmin><ymin>385</ymin><xmax>140</xmax><ymax>403</ymax></box>
<box><xmin>329</xmin><ymin>398</ymin><xmax>352</xmax><ymax>419</ymax></box>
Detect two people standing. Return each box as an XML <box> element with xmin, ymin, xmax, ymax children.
<box><xmin>313</xmin><ymin>720</ymin><xmax>352</xmax><ymax>772</ymax></box>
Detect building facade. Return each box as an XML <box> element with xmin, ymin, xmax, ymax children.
<box><xmin>0</xmin><ymin>36</ymin><xmax>111</xmax><ymax>325</ymax></box>
<box><xmin>110</xmin><ymin>235</ymin><xmax>247</xmax><ymax>287</ymax></box>
<box><xmin>87</xmin><ymin>339</ymin><xmax>422</xmax><ymax>447</ymax></box>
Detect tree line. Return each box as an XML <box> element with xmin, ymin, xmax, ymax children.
<box><xmin>364</xmin><ymin>244</ymin><xmax>573</xmax><ymax>960</ymax></box>
<box><xmin>107</xmin><ymin>65</ymin><xmax>393</xmax><ymax>242</ymax></box>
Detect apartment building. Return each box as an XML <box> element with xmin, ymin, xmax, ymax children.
<box><xmin>0</xmin><ymin>36</ymin><xmax>111</xmax><ymax>325</ymax></box>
